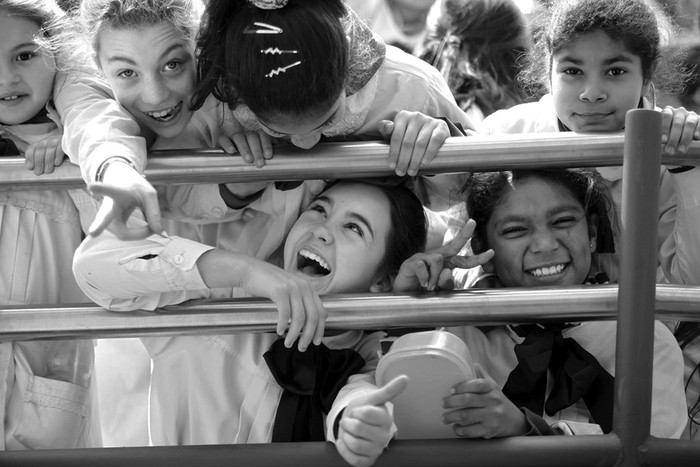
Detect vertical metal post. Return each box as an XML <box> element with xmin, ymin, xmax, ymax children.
<box><xmin>614</xmin><ymin>109</ymin><xmax>662</xmax><ymax>466</ymax></box>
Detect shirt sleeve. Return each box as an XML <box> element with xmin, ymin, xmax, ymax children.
<box><xmin>73</xmin><ymin>227</ymin><xmax>214</xmax><ymax>311</ymax></box>
<box><xmin>53</xmin><ymin>71</ymin><xmax>148</xmax><ymax>185</ymax></box>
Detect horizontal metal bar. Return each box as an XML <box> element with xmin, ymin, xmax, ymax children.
<box><xmin>2</xmin><ymin>135</ymin><xmax>699</xmax><ymax>191</ymax></box>
<box><xmin>0</xmin><ymin>435</ymin><xmax>622</xmax><ymax>467</ymax></box>
<box><xmin>1</xmin><ymin>285</ymin><xmax>699</xmax><ymax>341</ymax></box>
<box><xmin>644</xmin><ymin>438</ymin><xmax>700</xmax><ymax>466</ymax></box>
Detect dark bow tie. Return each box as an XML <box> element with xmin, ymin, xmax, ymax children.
<box><xmin>0</xmin><ymin>137</ymin><xmax>20</xmax><ymax>156</ymax></box>
<box><xmin>264</xmin><ymin>338</ymin><xmax>365</xmax><ymax>442</ymax></box>
<box><xmin>502</xmin><ymin>324</ymin><xmax>615</xmax><ymax>433</ymax></box>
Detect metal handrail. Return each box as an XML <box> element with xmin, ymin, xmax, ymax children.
<box><xmin>1</xmin><ymin>284</ymin><xmax>699</xmax><ymax>341</ymax></box>
<box><xmin>2</xmin><ymin>134</ymin><xmax>699</xmax><ymax>191</ymax></box>
<box><xmin>0</xmin><ymin>435</ymin><xmax>623</xmax><ymax>467</ymax></box>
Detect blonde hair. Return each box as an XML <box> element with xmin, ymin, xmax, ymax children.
<box><xmin>82</xmin><ymin>0</ymin><xmax>203</xmax><ymax>56</ymax></box>
<box><xmin>59</xmin><ymin>0</ymin><xmax>203</xmax><ymax>72</ymax></box>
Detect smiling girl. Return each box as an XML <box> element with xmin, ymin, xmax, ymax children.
<box><xmin>400</xmin><ymin>169</ymin><xmax>686</xmax><ymax>439</ymax></box>
<box><xmin>73</xmin><ymin>179</ymin><xmax>442</xmax><ymax>465</ymax></box>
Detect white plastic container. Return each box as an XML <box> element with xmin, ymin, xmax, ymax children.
<box><xmin>376</xmin><ymin>330</ymin><xmax>475</xmax><ymax>439</ymax></box>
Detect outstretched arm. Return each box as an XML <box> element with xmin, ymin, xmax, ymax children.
<box><xmin>54</xmin><ymin>71</ymin><xmax>163</xmax><ymax>239</ymax></box>
<box><xmin>74</xmin><ymin>221</ymin><xmax>325</xmax><ymax>351</ymax></box>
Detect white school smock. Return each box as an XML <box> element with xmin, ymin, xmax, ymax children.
<box><xmin>0</xmin><ymin>109</ymin><xmax>98</xmax><ymax>449</ymax></box>
<box><xmin>0</xmin><ymin>119</ymin><xmax>87</xmax><ymax>305</ymax></box>
<box><xmin>480</xmin><ymin>94</ymin><xmax>677</xmax><ymax>284</ymax></box>
<box><xmin>659</xmin><ymin>167</ymin><xmax>700</xmax><ymax>285</ymax></box>
<box><xmin>144</xmin><ymin>330</ymin><xmax>383</xmax><ymax>445</ymax></box>
<box><xmin>447</xmin><ymin>321</ymin><xmax>687</xmax><ymax>439</ymax></box>
<box><xmin>72</xmin><ymin>230</ymin><xmax>388</xmax><ymax>445</ymax></box>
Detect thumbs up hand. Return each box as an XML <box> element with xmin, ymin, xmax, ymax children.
<box><xmin>335</xmin><ymin>375</ymin><xmax>409</xmax><ymax>467</ymax></box>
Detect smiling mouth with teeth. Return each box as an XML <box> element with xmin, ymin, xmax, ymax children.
<box><xmin>1</xmin><ymin>95</ymin><xmax>21</xmax><ymax>101</ymax></box>
<box><xmin>144</xmin><ymin>102</ymin><xmax>180</xmax><ymax>122</ymax></box>
<box><xmin>297</xmin><ymin>249</ymin><xmax>331</xmax><ymax>276</ymax></box>
<box><xmin>527</xmin><ymin>263</ymin><xmax>568</xmax><ymax>278</ymax></box>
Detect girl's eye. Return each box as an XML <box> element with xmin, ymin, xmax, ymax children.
<box><xmin>553</xmin><ymin>216</ymin><xmax>577</xmax><ymax>227</ymax></box>
<box><xmin>345</xmin><ymin>223</ymin><xmax>363</xmax><ymax>237</ymax></box>
<box><xmin>323</xmin><ymin>113</ymin><xmax>340</xmax><ymax>129</ymax></box>
<box><xmin>164</xmin><ymin>60</ymin><xmax>180</xmax><ymax>72</ymax></box>
<box><xmin>16</xmin><ymin>51</ymin><xmax>35</xmax><ymax>62</ymax></box>
<box><xmin>606</xmin><ymin>68</ymin><xmax>626</xmax><ymax>76</ymax></box>
<box><xmin>266</xmin><ymin>128</ymin><xmax>286</xmax><ymax>138</ymax></box>
<box><xmin>118</xmin><ymin>69</ymin><xmax>135</xmax><ymax>79</ymax></box>
<box><xmin>309</xmin><ymin>204</ymin><xmax>326</xmax><ymax>217</ymax></box>
<box><xmin>562</xmin><ymin>68</ymin><xmax>582</xmax><ymax>76</ymax></box>
<box><xmin>501</xmin><ymin>226</ymin><xmax>526</xmax><ymax>237</ymax></box>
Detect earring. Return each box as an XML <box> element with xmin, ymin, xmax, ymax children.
<box><xmin>590</xmin><ymin>241</ymin><xmax>595</xmax><ymax>251</ymax></box>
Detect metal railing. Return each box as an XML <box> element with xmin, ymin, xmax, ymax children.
<box><xmin>2</xmin><ymin>133</ymin><xmax>700</xmax><ymax>191</ymax></box>
<box><xmin>1</xmin><ymin>124</ymin><xmax>699</xmax><ymax>465</ymax></box>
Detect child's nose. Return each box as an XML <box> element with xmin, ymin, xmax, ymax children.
<box><xmin>0</xmin><ymin>65</ymin><xmax>20</xmax><ymax>87</ymax></box>
<box><xmin>291</xmin><ymin>132</ymin><xmax>322</xmax><ymax>149</ymax></box>
<box><xmin>312</xmin><ymin>223</ymin><xmax>333</xmax><ymax>244</ymax></box>
<box><xmin>530</xmin><ymin>230</ymin><xmax>559</xmax><ymax>253</ymax></box>
<box><xmin>141</xmin><ymin>76</ymin><xmax>168</xmax><ymax>106</ymax></box>
<box><xmin>579</xmin><ymin>78</ymin><xmax>607</xmax><ymax>102</ymax></box>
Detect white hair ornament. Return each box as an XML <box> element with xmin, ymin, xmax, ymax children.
<box><xmin>247</xmin><ymin>0</ymin><xmax>288</xmax><ymax>10</ymax></box>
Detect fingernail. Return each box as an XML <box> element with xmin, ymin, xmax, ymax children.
<box><xmin>389</xmin><ymin>162</ymin><xmax>396</xmax><ymax>170</ymax></box>
<box><xmin>661</xmin><ymin>135</ymin><xmax>668</xmax><ymax>143</ymax></box>
<box><xmin>678</xmin><ymin>145</ymin><xmax>686</xmax><ymax>153</ymax></box>
<box><xmin>408</xmin><ymin>170</ymin><xmax>417</xmax><ymax>176</ymax></box>
<box><xmin>396</xmin><ymin>170</ymin><xmax>405</xmax><ymax>177</ymax></box>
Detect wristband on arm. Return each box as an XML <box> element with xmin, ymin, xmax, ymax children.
<box><xmin>95</xmin><ymin>156</ymin><xmax>140</xmax><ymax>183</ymax></box>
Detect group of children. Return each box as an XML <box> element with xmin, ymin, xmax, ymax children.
<box><xmin>1</xmin><ymin>0</ymin><xmax>699</xmax><ymax>463</ymax></box>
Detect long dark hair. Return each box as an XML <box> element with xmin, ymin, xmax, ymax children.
<box><xmin>420</xmin><ymin>0</ymin><xmax>531</xmax><ymax>116</ymax></box>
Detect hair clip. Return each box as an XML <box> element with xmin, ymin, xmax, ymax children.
<box><xmin>265</xmin><ymin>60</ymin><xmax>302</xmax><ymax>78</ymax></box>
<box><xmin>243</xmin><ymin>21</ymin><xmax>283</xmax><ymax>34</ymax></box>
<box><xmin>260</xmin><ymin>47</ymin><xmax>298</xmax><ymax>55</ymax></box>
<box><xmin>247</xmin><ymin>0</ymin><xmax>288</xmax><ymax>10</ymax></box>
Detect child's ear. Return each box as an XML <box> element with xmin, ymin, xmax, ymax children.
<box><xmin>588</xmin><ymin>213</ymin><xmax>599</xmax><ymax>252</ymax></box>
<box><xmin>369</xmin><ymin>276</ymin><xmax>393</xmax><ymax>293</ymax></box>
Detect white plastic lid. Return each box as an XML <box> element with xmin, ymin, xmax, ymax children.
<box><xmin>376</xmin><ymin>330</ymin><xmax>475</xmax><ymax>439</ymax></box>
